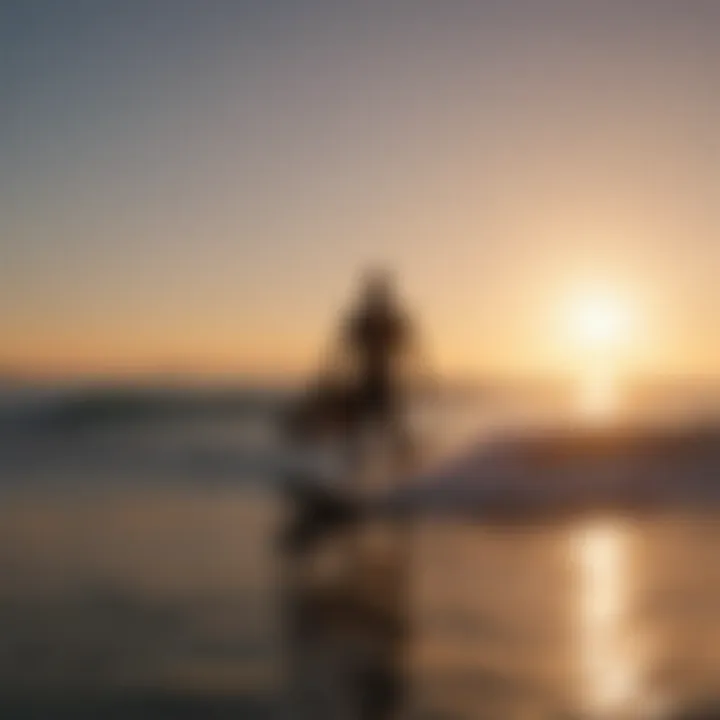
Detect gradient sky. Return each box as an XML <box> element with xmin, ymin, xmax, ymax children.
<box><xmin>2</xmin><ymin>1</ymin><xmax>718</xmax><ymax>378</ymax></box>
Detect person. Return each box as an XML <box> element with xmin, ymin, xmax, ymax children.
<box><xmin>278</xmin><ymin>271</ymin><xmax>417</xmax><ymax>720</ymax></box>
<box><xmin>339</xmin><ymin>269</ymin><xmax>415</xmax><ymax>464</ymax></box>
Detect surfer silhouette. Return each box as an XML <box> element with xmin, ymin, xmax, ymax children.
<box><xmin>336</xmin><ymin>268</ymin><xmax>416</xmax><ymax>467</ymax></box>
<box><xmin>344</xmin><ymin>270</ymin><xmax>411</xmax><ymax>415</ymax></box>
<box><xmin>279</xmin><ymin>269</ymin><xmax>418</xmax><ymax>551</ymax></box>
<box><xmin>284</xmin><ymin>268</ymin><xmax>418</xmax><ymax>461</ymax></box>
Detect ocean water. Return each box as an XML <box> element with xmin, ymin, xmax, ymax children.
<box><xmin>0</xmin><ymin>381</ymin><xmax>718</xmax><ymax>719</ymax></box>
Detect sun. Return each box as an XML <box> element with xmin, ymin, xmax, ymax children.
<box><xmin>559</xmin><ymin>283</ymin><xmax>637</xmax><ymax>420</ymax></box>
<box><xmin>569</xmin><ymin>289</ymin><xmax>632</xmax><ymax>352</ymax></box>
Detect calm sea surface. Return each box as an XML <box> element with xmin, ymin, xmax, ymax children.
<box><xmin>0</xmin><ymin>383</ymin><xmax>717</xmax><ymax>718</ymax></box>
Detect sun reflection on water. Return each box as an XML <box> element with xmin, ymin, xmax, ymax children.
<box><xmin>573</xmin><ymin>520</ymin><xmax>658</xmax><ymax>719</ymax></box>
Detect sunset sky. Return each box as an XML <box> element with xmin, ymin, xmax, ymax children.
<box><xmin>2</xmin><ymin>1</ymin><xmax>718</xmax><ymax>379</ymax></box>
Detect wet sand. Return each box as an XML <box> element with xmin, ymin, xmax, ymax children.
<box><xmin>0</xmin><ymin>488</ymin><xmax>718</xmax><ymax>718</ymax></box>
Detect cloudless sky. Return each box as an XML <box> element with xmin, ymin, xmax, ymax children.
<box><xmin>2</xmin><ymin>0</ymin><xmax>718</xmax><ymax>378</ymax></box>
